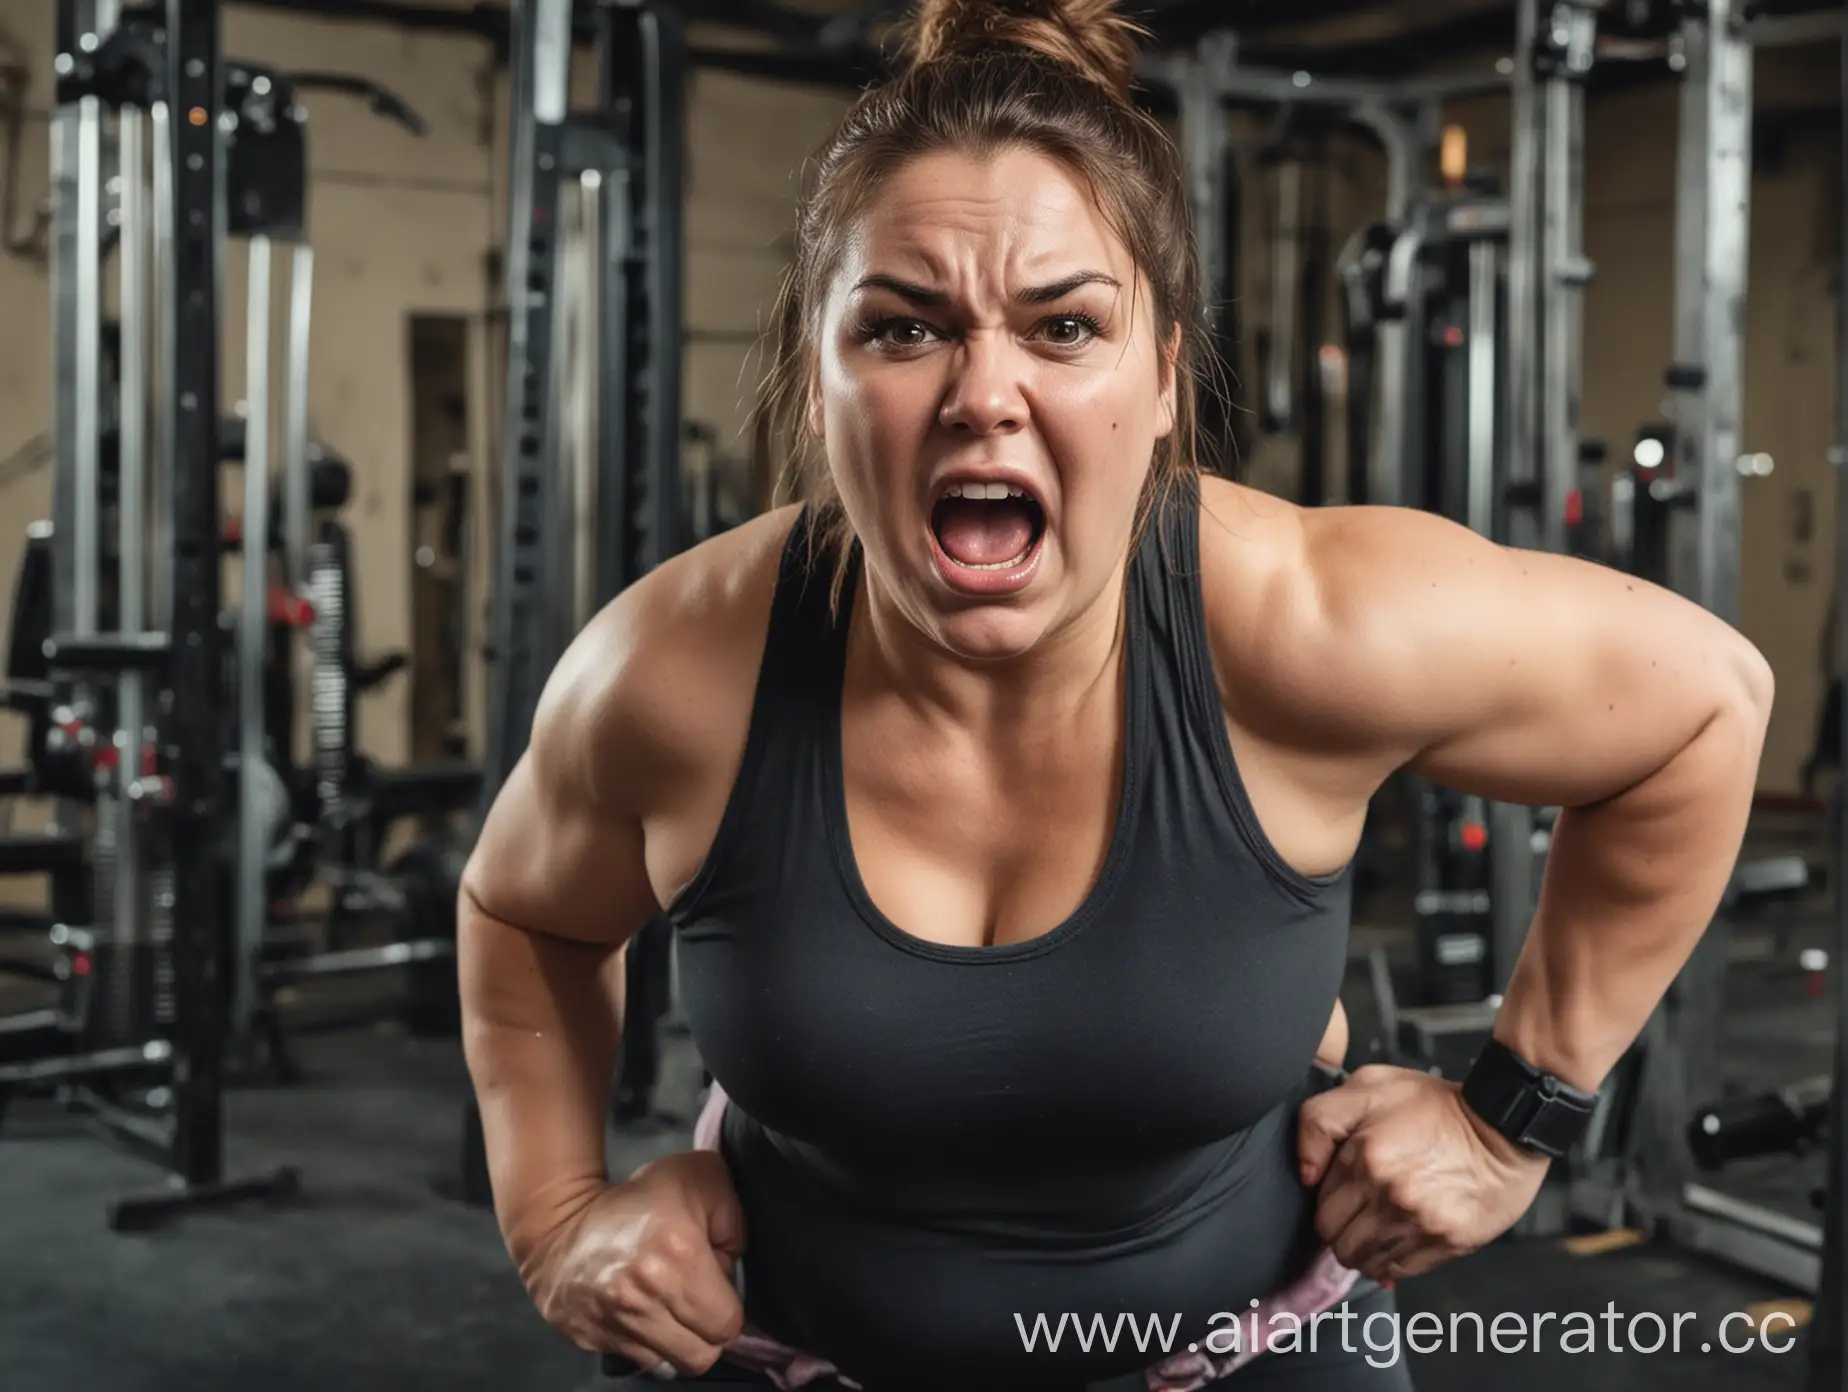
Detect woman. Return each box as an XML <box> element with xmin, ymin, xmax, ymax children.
<box><xmin>458</xmin><ymin>1</ymin><xmax>1773</xmax><ymax>1387</ymax></box>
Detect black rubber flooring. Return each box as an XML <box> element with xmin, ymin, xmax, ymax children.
<box><xmin>0</xmin><ymin>947</ymin><xmax>1832</xmax><ymax>1392</ymax></box>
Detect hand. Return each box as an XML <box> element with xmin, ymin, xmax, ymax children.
<box><xmin>1297</xmin><ymin>1065</ymin><xmax>1550</xmax><ymax>1283</ymax></box>
<box><xmin>520</xmin><ymin>1150</ymin><xmax>747</xmax><ymax>1375</ymax></box>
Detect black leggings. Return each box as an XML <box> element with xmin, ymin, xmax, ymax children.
<box><xmin>605</xmin><ymin>1285</ymin><xmax>1416</xmax><ymax>1391</ymax></box>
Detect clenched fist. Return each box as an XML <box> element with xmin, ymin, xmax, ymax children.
<box><xmin>1298</xmin><ymin>1065</ymin><xmax>1551</xmax><ymax>1282</ymax></box>
<box><xmin>520</xmin><ymin>1150</ymin><xmax>747</xmax><ymax>1376</ymax></box>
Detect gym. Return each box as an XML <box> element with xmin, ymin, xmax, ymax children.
<box><xmin>0</xmin><ymin>0</ymin><xmax>1841</xmax><ymax>1388</ymax></box>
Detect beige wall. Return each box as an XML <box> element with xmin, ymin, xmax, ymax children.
<box><xmin>0</xmin><ymin>8</ymin><xmax>1839</xmax><ymax>797</ymax></box>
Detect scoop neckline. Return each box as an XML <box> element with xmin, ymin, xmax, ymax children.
<box><xmin>819</xmin><ymin>547</ymin><xmax>1149</xmax><ymax>965</ymax></box>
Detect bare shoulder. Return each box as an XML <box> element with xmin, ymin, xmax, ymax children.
<box><xmin>535</xmin><ymin>505</ymin><xmax>800</xmax><ymax>813</ymax></box>
<box><xmin>1192</xmin><ymin>474</ymin><xmax>1326</xmax><ymax>732</ymax></box>
<box><xmin>1196</xmin><ymin>477</ymin><xmax>1772</xmax><ymax>811</ymax></box>
<box><xmin>1196</xmin><ymin>480</ymin><xmax>1520</xmax><ymax>753</ymax></box>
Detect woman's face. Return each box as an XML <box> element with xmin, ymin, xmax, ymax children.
<box><xmin>812</xmin><ymin>146</ymin><xmax>1175</xmax><ymax>663</ymax></box>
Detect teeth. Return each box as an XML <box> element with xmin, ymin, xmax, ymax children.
<box><xmin>956</xmin><ymin>549</ymin><xmax>1034</xmax><ymax>571</ymax></box>
<box><xmin>943</xmin><ymin>482</ymin><xmax>1028</xmax><ymax>501</ymax></box>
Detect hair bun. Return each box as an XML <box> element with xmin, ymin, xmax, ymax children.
<box><xmin>904</xmin><ymin>0</ymin><xmax>1147</xmax><ymax>100</ymax></box>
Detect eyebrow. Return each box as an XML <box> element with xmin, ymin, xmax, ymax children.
<box><xmin>850</xmin><ymin>270</ymin><xmax>1121</xmax><ymax>307</ymax></box>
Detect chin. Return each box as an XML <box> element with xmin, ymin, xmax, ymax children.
<box><xmin>925</xmin><ymin>604</ymin><xmax>1052</xmax><ymax>663</ymax></box>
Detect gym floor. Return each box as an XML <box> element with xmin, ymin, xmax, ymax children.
<box><xmin>0</xmin><ymin>832</ymin><xmax>1834</xmax><ymax>1392</ymax></box>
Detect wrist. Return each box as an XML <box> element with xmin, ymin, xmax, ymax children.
<box><xmin>505</xmin><ymin>1173</ymin><xmax>608</xmax><ymax>1279</ymax></box>
<box><xmin>1460</xmin><ymin>1037</ymin><xmax>1600</xmax><ymax>1161</ymax></box>
<box><xmin>1456</xmin><ymin>1086</ymin><xmax>1552</xmax><ymax>1173</ymax></box>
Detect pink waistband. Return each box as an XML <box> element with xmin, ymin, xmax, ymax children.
<box><xmin>692</xmin><ymin>1084</ymin><xmax>1359</xmax><ymax>1391</ymax></box>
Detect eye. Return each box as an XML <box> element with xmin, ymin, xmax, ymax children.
<box><xmin>1038</xmin><ymin>314</ymin><xmax>1102</xmax><ymax>348</ymax></box>
<box><xmin>868</xmin><ymin>317</ymin><xmax>935</xmax><ymax>349</ymax></box>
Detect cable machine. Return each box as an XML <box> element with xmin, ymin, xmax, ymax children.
<box><xmin>0</xmin><ymin>0</ymin><xmax>297</xmax><ymax>1229</ymax></box>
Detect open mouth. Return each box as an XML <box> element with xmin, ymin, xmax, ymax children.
<box><xmin>929</xmin><ymin>482</ymin><xmax>1047</xmax><ymax>574</ymax></box>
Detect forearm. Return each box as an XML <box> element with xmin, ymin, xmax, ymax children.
<box><xmin>1493</xmin><ymin>695</ymin><xmax>1769</xmax><ymax>1093</ymax></box>
<box><xmin>459</xmin><ymin>887</ymin><xmax>626</xmax><ymax>1274</ymax></box>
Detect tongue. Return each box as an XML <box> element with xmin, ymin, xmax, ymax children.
<box><xmin>934</xmin><ymin>498</ymin><xmax>1037</xmax><ymax>568</ymax></box>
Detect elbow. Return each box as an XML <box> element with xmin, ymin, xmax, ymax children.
<box><xmin>1728</xmin><ymin>637</ymin><xmax>1776</xmax><ymax>731</ymax></box>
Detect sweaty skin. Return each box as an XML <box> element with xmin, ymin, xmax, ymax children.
<box><xmin>460</xmin><ymin>146</ymin><xmax>1772</xmax><ymax>1367</ymax></box>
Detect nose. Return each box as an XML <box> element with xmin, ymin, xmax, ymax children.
<box><xmin>938</xmin><ymin>335</ymin><xmax>1026</xmax><ymax>436</ymax></box>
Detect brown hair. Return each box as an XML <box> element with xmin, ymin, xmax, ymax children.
<box><xmin>751</xmin><ymin>0</ymin><xmax>1212</xmax><ymax>594</ymax></box>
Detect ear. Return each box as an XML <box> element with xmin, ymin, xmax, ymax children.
<box><xmin>1154</xmin><ymin>324</ymin><xmax>1181</xmax><ymax>439</ymax></box>
<box><xmin>806</xmin><ymin>368</ymin><xmax>826</xmax><ymax>441</ymax></box>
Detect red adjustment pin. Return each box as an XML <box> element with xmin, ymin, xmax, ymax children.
<box><xmin>268</xmin><ymin>586</ymin><xmax>316</xmax><ymax>628</ymax></box>
<box><xmin>1565</xmin><ymin>490</ymin><xmax>1584</xmax><ymax>527</ymax></box>
<box><xmin>1460</xmin><ymin>822</ymin><xmax>1488</xmax><ymax>853</ymax></box>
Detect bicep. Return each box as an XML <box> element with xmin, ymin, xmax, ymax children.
<box><xmin>463</xmin><ymin>748</ymin><xmax>661</xmax><ymax>947</ymax></box>
<box><xmin>461</xmin><ymin>618</ymin><xmax>666</xmax><ymax>947</ymax></box>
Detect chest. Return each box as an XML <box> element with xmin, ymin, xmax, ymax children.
<box><xmin>676</xmin><ymin>850</ymin><xmax>1348</xmax><ymax>1162</ymax></box>
<box><xmin>839</xmin><ymin>698</ymin><xmax>1126</xmax><ymax>951</ymax></box>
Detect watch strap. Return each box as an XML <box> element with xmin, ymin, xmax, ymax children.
<box><xmin>1461</xmin><ymin>1038</ymin><xmax>1599</xmax><ymax>1159</ymax></box>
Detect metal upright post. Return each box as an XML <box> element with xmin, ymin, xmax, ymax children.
<box><xmin>51</xmin><ymin>0</ymin><xmax>114</xmax><ymax>642</ymax></box>
<box><xmin>234</xmin><ymin>235</ymin><xmax>273</xmax><ymax>1057</ymax></box>
<box><xmin>1180</xmin><ymin>35</ymin><xmax>1237</xmax><ymax>346</ymax></box>
<box><xmin>481</xmin><ymin>0</ymin><xmax>572</xmax><ymax>804</ymax></box>
<box><xmin>163</xmin><ymin>0</ymin><xmax>229</xmax><ymax>1194</ymax></box>
<box><xmin>1504</xmin><ymin>0</ymin><xmax>1543</xmax><ymax>556</ymax></box>
<box><xmin>637</xmin><ymin>0</ymin><xmax>685</xmax><ymax>581</ymax></box>
<box><xmin>1538</xmin><ymin>2</ymin><xmax>1596</xmax><ymax>557</ymax></box>
<box><xmin>1176</xmin><ymin>33</ymin><xmax>1239</xmax><ymax>474</ymax></box>
<box><xmin>1488</xmin><ymin>0</ymin><xmax>1545</xmax><ymax>1000</ymax></box>
<box><xmin>148</xmin><ymin>99</ymin><xmax>174</xmax><ymax>632</ymax></box>
<box><xmin>1266</xmin><ymin>158</ymin><xmax>1303</xmax><ymax>435</ymax></box>
<box><xmin>114</xmin><ymin>97</ymin><xmax>151</xmax><ymax>1040</ymax></box>
<box><xmin>1623</xmin><ymin>0</ymin><xmax>1754</xmax><ymax>1231</ymax></box>
<box><xmin>282</xmin><ymin>246</ymin><xmax>315</xmax><ymax>593</ymax></box>
<box><xmin>1465</xmin><ymin>239</ymin><xmax>1500</xmax><ymax>539</ymax></box>
<box><xmin>1665</xmin><ymin>0</ymin><xmax>1753</xmax><ymax>625</ymax></box>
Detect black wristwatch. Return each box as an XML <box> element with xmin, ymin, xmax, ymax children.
<box><xmin>1460</xmin><ymin>1038</ymin><xmax>1600</xmax><ymax>1159</ymax></box>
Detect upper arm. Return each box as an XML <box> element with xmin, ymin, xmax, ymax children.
<box><xmin>1233</xmin><ymin>502</ymin><xmax>1774</xmax><ymax>810</ymax></box>
<box><xmin>461</xmin><ymin>597</ymin><xmax>670</xmax><ymax>948</ymax></box>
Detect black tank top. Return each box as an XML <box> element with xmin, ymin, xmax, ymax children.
<box><xmin>670</xmin><ymin>478</ymin><xmax>1353</xmax><ymax>1390</ymax></box>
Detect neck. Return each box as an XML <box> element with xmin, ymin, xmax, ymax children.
<box><xmin>850</xmin><ymin>556</ymin><xmax>1133</xmax><ymax>731</ymax></box>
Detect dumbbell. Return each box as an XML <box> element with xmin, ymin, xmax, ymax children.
<box><xmin>1687</xmin><ymin>1076</ymin><xmax>1831</xmax><ymax>1170</ymax></box>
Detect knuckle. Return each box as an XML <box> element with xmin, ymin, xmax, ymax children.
<box><xmin>655</xmin><ymin>1225</ymin><xmax>700</xmax><ymax>1264</ymax></box>
<box><xmin>1382</xmin><ymin>1178</ymin><xmax>1421</xmax><ymax>1213</ymax></box>
<box><xmin>1353</xmin><ymin>1136</ymin><xmax>1390</xmax><ymax>1175</ymax></box>
<box><xmin>631</xmin><ymin>1252</ymin><xmax>674</xmax><ymax>1295</ymax></box>
<box><xmin>603</xmin><ymin>1275</ymin><xmax>652</xmax><ymax>1318</ymax></box>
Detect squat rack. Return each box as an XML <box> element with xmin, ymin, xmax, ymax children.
<box><xmin>480</xmin><ymin>0</ymin><xmax>686</xmax><ymax>808</ymax></box>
